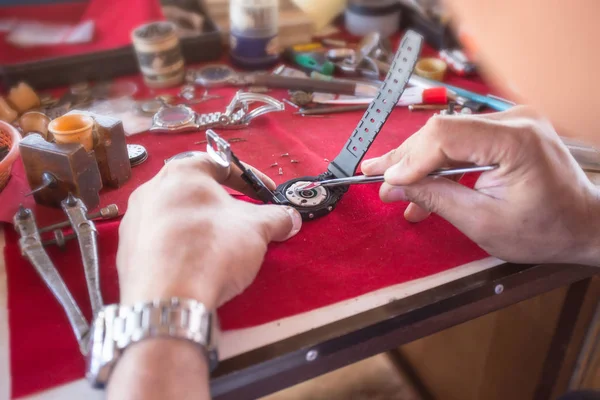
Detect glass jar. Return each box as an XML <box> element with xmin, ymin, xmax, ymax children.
<box><xmin>229</xmin><ymin>0</ymin><xmax>280</xmax><ymax>69</ymax></box>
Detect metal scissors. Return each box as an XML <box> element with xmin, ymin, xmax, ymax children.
<box><xmin>296</xmin><ymin>165</ymin><xmax>498</xmax><ymax>191</ymax></box>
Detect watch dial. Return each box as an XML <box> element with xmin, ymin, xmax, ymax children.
<box><xmin>155</xmin><ymin>105</ymin><xmax>195</xmax><ymax>128</ymax></box>
<box><xmin>127</xmin><ymin>144</ymin><xmax>148</xmax><ymax>167</ymax></box>
<box><xmin>198</xmin><ymin>65</ymin><xmax>235</xmax><ymax>84</ymax></box>
<box><xmin>285</xmin><ymin>181</ymin><xmax>328</xmax><ymax>207</ymax></box>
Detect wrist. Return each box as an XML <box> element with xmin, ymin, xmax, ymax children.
<box><xmin>120</xmin><ymin>274</ymin><xmax>221</xmax><ymax>310</ymax></box>
<box><xmin>107</xmin><ymin>339</ymin><xmax>209</xmax><ymax>400</ymax></box>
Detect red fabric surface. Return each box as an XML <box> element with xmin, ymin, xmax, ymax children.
<box><xmin>1</xmin><ymin>4</ymin><xmax>493</xmax><ymax>397</ymax></box>
<box><xmin>2</xmin><ymin>86</ymin><xmax>490</xmax><ymax>397</ymax></box>
<box><xmin>0</xmin><ymin>0</ymin><xmax>164</xmax><ymax>64</ymax></box>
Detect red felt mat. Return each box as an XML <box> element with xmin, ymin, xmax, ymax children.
<box><xmin>2</xmin><ymin>92</ymin><xmax>490</xmax><ymax>397</ymax></box>
<box><xmin>1</xmin><ymin>2</ymin><xmax>492</xmax><ymax>397</ymax></box>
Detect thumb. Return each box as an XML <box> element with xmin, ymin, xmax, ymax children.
<box><xmin>380</xmin><ymin>177</ymin><xmax>491</xmax><ymax>230</ymax></box>
<box><xmin>253</xmin><ymin>205</ymin><xmax>303</xmax><ymax>242</ymax></box>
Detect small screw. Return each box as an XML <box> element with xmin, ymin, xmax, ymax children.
<box><xmin>270</xmin><ymin>162</ymin><xmax>279</xmax><ymax>167</ymax></box>
<box><xmin>280</xmin><ymin>153</ymin><xmax>290</xmax><ymax>157</ymax></box>
<box><xmin>448</xmin><ymin>101</ymin><xmax>456</xmax><ymax>114</ymax></box>
<box><xmin>278</xmin><ymin>167</ymin><xmax>283</xmax><ymax>175</ymax></box>
<box><xmin>291</xmin><ymin>159</ymin><xmax>299</xmax><ymax>163</ymax></box>
<box><xmin>309</xmin><ymin>213</ymin><xmax>315</xmax><ymax>219</ymax></box>
<box><xmin>327</xmin><ymin>206</ymin><xmax>333</xmax><ymax>211</ymax></box>
<box><xmin>495</xmin><ymin>284</ymin><xmax>504</xmax><ymax>294</ymax></box>
<box><xmin>306</xmin><ymin>350</ymin><xmax>318</xmax><ymax>361</ymax></box>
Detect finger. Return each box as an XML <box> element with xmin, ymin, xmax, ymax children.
<box><xmin>364</xmin><ymin>115</ymin><xmax>513</xmax><ymax>186</ymax></box>
<box><xmin>473</xmin><ymin>105</ymin><xmax>537</xmax><ymax>121</ymax></box>
<box><xmin>251</xmin><ymin>205</ymin><xmax>303</xmax><ymax>242</ymax></box>
<box><xmin>226</xmin><ymin>162</ymin><xmax>277</xmax><ymax>200</ymax></box>
<box><xmin>164</xmin><ymin>152</ymin><xmax>276</xmax><ymax>200</ymax></box>
<box><xmin>404</xmin><ymin>202</ymin><xmax>431</xmax><ymax>223</ymax></box>
<box><xmin>379</xmin><ymin>177</ymin><xmax>492</xmax><ymax>233</ymax></box>
<box><xmin>402</xmin><ymin>172</ymin><xmax>463</xmax><ymax>223</ymax></box>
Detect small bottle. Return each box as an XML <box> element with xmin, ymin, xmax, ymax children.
<box><xmin>229</xmin><ymin>0</ymin><xmax>280</xmax><ymax>69</ymax></box>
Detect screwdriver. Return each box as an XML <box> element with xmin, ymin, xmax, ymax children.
<box><xmin>296</xmin><ymin>165</ymin><xmax>498</xmax><ymax>191</ymax></box>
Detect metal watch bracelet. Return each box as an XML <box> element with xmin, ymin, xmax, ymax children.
<box><xmin>87</xmin><ymin>298</ymin><xmax>219</xmax><ymax>388</ymax></box>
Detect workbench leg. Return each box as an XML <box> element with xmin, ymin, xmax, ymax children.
<box><xmin>386</xmin><ymin>349</ymin><xmax>434</xmax><ymax>400</ymax></box>
<box><xmin>533</xmin><ymin>278</ymin><xmax>592</xmax><ymax>400</ymax></box>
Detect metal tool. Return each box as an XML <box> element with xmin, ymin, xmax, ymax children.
<box><xmin>191</xmin><ymin>63</ymin><xmax>378</xmax><ymax>97</ymax></box>
<box><xmin>14</xmin><ymin>205</ymin><xmax>90</xmax><ymax>353</ymax></box>
<box><xmin>334</xmin><ymin>32</ymin><xmax>393</xmax><ymax>79</ymax></box>
<box><xmin>295</xmin><ymin>165</ymin><xmax>498</xmax><ymax>191</ymax></box>
<box><xmin>13</xmin><ymin>197</ymin><xmax>119</xmax><ymax>354</ymax></box>
<box><xmin>61</xmin><ymin>194</ymin><xmax>104</xmax><ymax>317</ymax></box>
<box><xmin>25</xmin><ymin>171</ymin><xmax>59</xmax><ymax>197</ymax></box>
<box><xmin>296</xmin><ymin>104</ymin><xmax>368</xmax><ymax>116</ymax></box>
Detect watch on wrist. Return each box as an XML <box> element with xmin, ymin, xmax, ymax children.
<box><xmin>86</xmin><ymin>298</ymin><xmax>219</xmax><ymax>389</ymax></box>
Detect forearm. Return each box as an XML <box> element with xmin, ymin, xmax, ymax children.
<box><xmin>107</xmin><ymin>339</ymin><xmax>210</xmax><ymax>400</ymax></box>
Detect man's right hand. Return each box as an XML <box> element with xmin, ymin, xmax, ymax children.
<box><xmin>361</xmin><ymin>106</ymin><xmax>600</xmax><ymax>266</ymax></box>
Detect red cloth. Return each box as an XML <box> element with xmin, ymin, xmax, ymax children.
<box><xmin>1</xmin><ymin>2</ymin><xmax>491</xmax><ymax>397</ymax></box>
<box><xmin>2</xmin><ymin>85</ymin><xmax>489</xmax><ymax>397</ymax></box>
<box><xmin>0</xmin><ymin>0</ymin><xmax>164</xmax><ymax>64</ymax></box>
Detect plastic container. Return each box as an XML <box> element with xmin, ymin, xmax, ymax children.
<box><xmin>131</xmin><ymin>21</ymin><xmax>185</xmax><ymax>89</ymax></box>
<box><xmin>229</xmin><ymin>0</ymin><xmax>280</xmax><ymax>69</ymax></box>
<box><xmin>48</xmin><ymin>113</ymin><xmax>95</xmax><ymax>152</ymax></box>
<box><xmin>345</xmin><ymin>0</ymin><xmax>401</xmax><ymax>38</ymax></box>
<box><xmin>0</xmin><ymin>120</ymin><xmax>21</xmax><ymax>192</ymax></box>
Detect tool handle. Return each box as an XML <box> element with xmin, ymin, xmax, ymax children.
<box><xmin>253</xmin><ymin>74</ymin><xmax>357</xmax><ymax>95</ymax></box>
<box><xmin>298</xmin><ymin>105</ymin><xmax>368</xmax><ymax>115</ymax></box>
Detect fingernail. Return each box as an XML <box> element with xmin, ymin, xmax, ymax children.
<box><xmin>284</xmin><ymin>207</ymin><xmax>302</xmax><ymax>240</ymax></box>
<box><xmin>385</xmin><ymin>186</ymin><xmax>408</xmax><ymax>202</ymax></box>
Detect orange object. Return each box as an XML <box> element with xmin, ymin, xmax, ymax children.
<box><xmin>19</xmin><ymin>111</ymin><xmax>52</xmax><ymax>141</ymax></box>
<box><xmin>48</xmin><ymin>113</ymin><xmax>95</xmax><ymax>151</ymax></box>
<box><xmin>415</xmin><ymin>58</ymin><xmax>448</xmax><ymax>81</ymax></box>
<box><xmin>0</xmin><ymin>121</ymin><xmax>21</xmax><ymax>192</ymax></box>
<box><xmin>0</xmin><ymin>97</ymin><xmax>18</xmax><ymax>123</ymax></box>
<box><xmin>7</xmin><ymin>82</ymin><xmax>40</xmax><ymax>114</ymax></box>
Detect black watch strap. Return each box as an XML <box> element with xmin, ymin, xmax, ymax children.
<box><xmin>327</xmin><ymin>30</ymin><xmax>424</xmax><ymax>178</ymax></box>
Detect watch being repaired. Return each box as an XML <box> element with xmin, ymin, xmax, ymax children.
<box><xmin>205</xmin><ymin>30</ymin><xmax>424</xmax><ymax>221</ymax></box>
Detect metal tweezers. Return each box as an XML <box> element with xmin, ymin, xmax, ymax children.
<box><xmin>297</xmin><ymin>165</ymin><xmax>497</xmax><ymax>190</ymax></box>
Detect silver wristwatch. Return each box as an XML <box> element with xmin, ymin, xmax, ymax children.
<box><xmin>86</xmin><ymin>298</ymin><xmax>219</xmax><ymax>388</ymax></box>
<box><xmin>149</xmin><ymin>90</ymin><xmax>284</xmax><ymax>134</ymax></box>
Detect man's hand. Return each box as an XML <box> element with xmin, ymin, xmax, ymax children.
<box><xmin>109</xmin><ymin>154</ymin><xmax>301</xmax><ymax>400</ymax></box>
<box><xmin>362</xmin><ymin>106</ymin><xmax>600</xmax><ymax>266</ymax></box>
<box><xmin>117</xmin><ymin>153</ymin><xmax>302</xmax><ymax>309</ymax></box>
